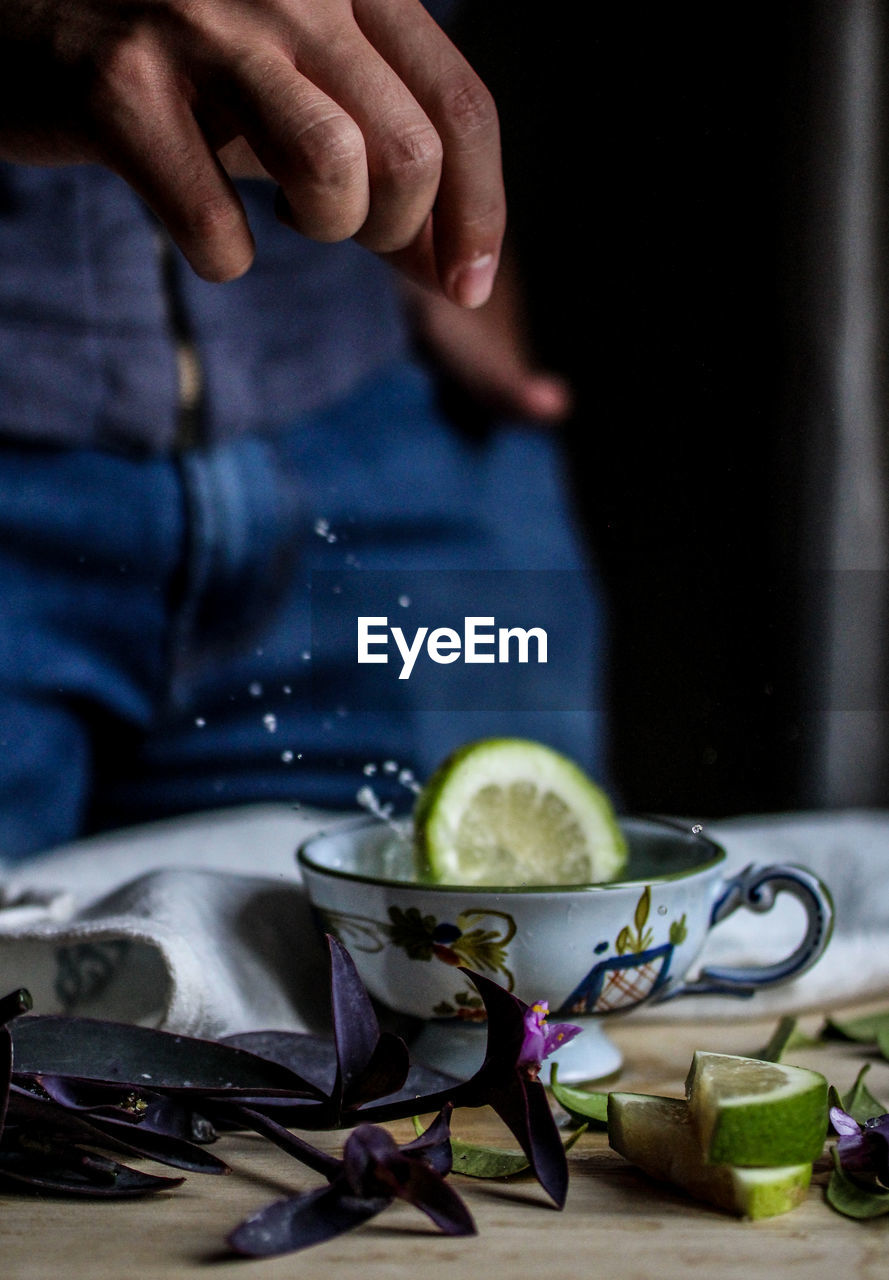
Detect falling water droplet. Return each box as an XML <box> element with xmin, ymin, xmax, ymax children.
<box><xmin>194</xmin><ymin>717</ymin><xmax>206</xmax><ymax>728</ymax></box>
<box><xmin>263</xmin><ymin>713</ymin><xmax>278</xmax><ymax>733</ymax></box>
<box><xmin>281</xmin><ymin>750</ymin><xmax>294</xmax><ymax>763</ymax></box>
<box><xmin>382</xmin><ymin>760</ymin><xmax>398</xmax><ymax>775</ymax></box>
<box><xmin>357</xmin><ymin>784</ymin><xmax>394</xmax><ymax>823</ymax></box>
<box><xmin>363</xmin><ymin>763</ymin><xmax>378</xmax><ymax>776</ymax></box>
<box><xmin>398</xmin><ymin>594</ymin><xmax>411</xmax><ymax>608</ymax></box>
<box><xmin>248</xmin><ymin>682</ymin><xmax>263</xmax><ymax>698</ymax></box>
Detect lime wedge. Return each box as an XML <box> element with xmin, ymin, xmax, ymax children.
<box><xmin>685</xmin><ymin>1051</ymin><xmax>829</xmax><ymax>1167</ymax></box>
<box><xmin>608</xmin><ymin>1092</ymin><xmax>812</xmax><ymax>1220</ymax></box>
<box><xmin>413</xmin><ymin>737</ymin><xmax>626</xmax><ymax>886</ymax></box>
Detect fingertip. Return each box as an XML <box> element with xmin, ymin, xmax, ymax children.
<box><xmin>447</xmin><ymin>252</ymin><xmax>498</xmax><ymax>309</ymax></box>
<box><xmin>185</xmin><ymin>230</ymin><xmax>256</xmax><ymax>283</ymax></box>
<box><xmin>522</xmin><ymin>374</ymin><xmax>574</xmax><ymax>423</ymax></box>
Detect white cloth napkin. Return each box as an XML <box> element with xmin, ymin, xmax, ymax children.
<box><xmin>0</xmin><ymin>805</ymin><xmax>887</xmax><ymax>1037</ymax></box>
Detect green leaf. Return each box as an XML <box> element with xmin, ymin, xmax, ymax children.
<box><xmin>548</xmin><ymin>1063</ymin><xmax>609</xmax><ymax>1128</ymax></box>
<box><xmin>754</xmin><ymin>1016</ymin><xmax>818</xmax><ymax>1063</ymax></box>
<box><xmin>756</xmin><ymin>1016</ymin><xmax>797</xmax><ymax>1062</ymax></box>
<box><xmin>839</xmin><ymin>1065</ymin><xmax>888</xmax><ymax>1124</ymax></box>
<box><xmin>824</xmin><ymin>1010</ymin><xmax>889</xmax><ymax>1044</ymax></box>
<box><xmin>410</xmin><ymin>1113</ymin><xmax>586</xmax><ymax>1180</ymax></box>
<box><xmin>826</xmin><ymin>1149</ymin><xmax>889</xmax><ymax>1219</ymax></box>
<box><xmin>449</xmin><ymin>1138</ymin><xmax>532</xmax><ymax>1178</ymax></box>
<box><xmin>877</xmin><ymin>1027</ymin><xmax>889</xmax><ymax>1065</ymax></box>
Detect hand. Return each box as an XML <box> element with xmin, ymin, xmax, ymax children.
<box><xmin>0</xmin><ymin>0</ymin><xmax>504</xmax><ymax>298</ymax></box>
<box><xmin>405</xmin><ymin>248</ymin><xmax>573</xmax><ymax>424</ymax></box>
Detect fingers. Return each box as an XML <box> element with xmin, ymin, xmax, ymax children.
<box><xmin>89</xmin><ymin>42</ymin><xmax>255</xmax><ymax>282</ymax></box>
<box><xmin>250</xmin><ymin>0</ymin><xmax>505</xmax><ymax>305</ymax></box>
<box><xmin>352</xmin><ymin>0</ymin><xmax>506</xmax><ymax>307</ymax></box>
<box><xmin>60</xmin><ymin>0</ymin><xmax>505</xmax><ymax>297</ymax></box>
<box><xmin>228</xmin><ymin>46</ymin><xmax>373</xmax><ymax>243</ymax></box>
<box><xmin>233</xmin><ymin>21</ymin><xmax>444</xmax><ymax>260</ymax></box>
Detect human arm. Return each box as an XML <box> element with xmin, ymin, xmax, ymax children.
<box><xmin>0</xmin><ymin>0</ymin><xmax>504</xmax><ymax>298</ymax></box>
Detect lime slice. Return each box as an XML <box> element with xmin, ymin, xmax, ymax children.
<box><xmin>685</xmin><ymin>1051</ymin><xmax>829</xmax><ymax>1167</ymax></box>
<box><xmin>413</xmin><ymin>737</ymin><xmax>626</xmax><ymax>886</ymax></box>
<box><xmin>608</xmin><ymin>1092</ymin><xmax>812</xmax><ymax>1219</ymax></box>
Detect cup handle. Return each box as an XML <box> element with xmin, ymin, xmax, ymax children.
<box><xmin>656</xmin><ymin>863</ymin><xmax>835</xmax><ymax>1001</ymax></box>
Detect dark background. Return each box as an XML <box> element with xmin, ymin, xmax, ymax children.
<box><xmin>455</xmin><ymin>3</ymin><xmax>817</xmax><ymax>818</ymax></box>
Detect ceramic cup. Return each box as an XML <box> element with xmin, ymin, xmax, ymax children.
<box><xmin>297</xmin><ymin>816</ymin><xmax>834</xmax><ymax>1081</ymax></box>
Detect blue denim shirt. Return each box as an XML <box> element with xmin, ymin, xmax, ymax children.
<box><xmin>0</xmin><ymin>163</ymin><xmax>409</xmax><ymax>454</ymax></box>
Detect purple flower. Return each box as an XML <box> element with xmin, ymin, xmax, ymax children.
<box><xmin>830</xmin><ymin>1106</ymin><xmax>889</xmax><ymax>1185</ymax></box>
<box><xmin>517</xmin><ymin>1002</ymin><xmax>581</xmax><ymax>1080</ymax></box>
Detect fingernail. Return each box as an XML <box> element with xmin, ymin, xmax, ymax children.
<box><xmin>450</xmin><ymin>253</ymin><xmax>497</xmax><ymax>308</ymax></box>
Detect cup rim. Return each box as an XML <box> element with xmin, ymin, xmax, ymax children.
<box><xmin>296</xmin><ymin>814</ymin><xmax>726</xmax><ymax>895</ymax></box>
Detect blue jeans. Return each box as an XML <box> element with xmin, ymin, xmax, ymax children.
<box><xmin>0</xmin><ymin>361</ymin><xmax>606</xmax><ymax>863</ymax></box>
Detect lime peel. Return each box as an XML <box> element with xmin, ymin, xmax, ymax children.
<box><xmin>686</xmin><ymin>1050</ymin><xmax>829</xmax><ymax>1167</ymax></box>
<box><xmin>608</xmin><ymin>1092</ymin><xmax>813</xmax><ymax>1220</ymax></box>
<box><xmin>413</xmin><ymin>738</ymin><xmax>627</xmax><ymax>887</ymax></box>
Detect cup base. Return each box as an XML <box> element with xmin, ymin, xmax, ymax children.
<box><xmin>409</xmin><ymin>1015</ymin><xmax>622</xmax><ymax>1084</ymax></box>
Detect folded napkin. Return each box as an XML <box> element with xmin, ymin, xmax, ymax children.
<box><xmin>0</xmin><ymin>805</ymin><xmax>887</xmax><ymax>1038</ymax></box>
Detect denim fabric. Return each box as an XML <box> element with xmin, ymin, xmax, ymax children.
<box><xmin>0</xmin><ymin>361</ymin><xmax>605</xmax><ymax>863</ymax></box>
<box><xmin>0</xmin><ymin>166</ymin><xmax>409</xmax><ymax>452</ymax></box>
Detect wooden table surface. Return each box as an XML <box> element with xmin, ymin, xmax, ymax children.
<box><xmin>2</xmin><ymin>1008</ymin><xmax>887</xmax><ymax>1280</ymax></box>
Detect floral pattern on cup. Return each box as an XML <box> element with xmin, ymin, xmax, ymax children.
<box><xmin>317</xmin><ymin>905</ymin><xmax>518</xmax><ymax>1002</ymax></box>
<box><xmin>558</xmin><ymin>886</ymin><xmax>689</xmax><ymax>1015</ymax></box>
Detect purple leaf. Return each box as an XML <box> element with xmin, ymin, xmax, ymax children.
<box><xmin>5</xmin><ymin>1084</ymin><xmax>229</xmax><ymax>1175</ymax></box>
<box><xmin>222</xmin><ymin>1028</ymin><xmax>454</xmax><ymax>1107</ymax></box>
<box><xmin>400</xmin><ymin>1104</ymin><xmax>455</xmax><ymax>1177</ymax></box>
<box><xmin>329</xmin><ymin>935</ymin><xmax>381</xmax><ymax>1105</ymax></box>
<box><xmin>349</xmin><ymin>969</ymin><xmax>568</xmax><ymax>1205</ymax></box>
<box><xmin>390</xmin><ymin>1157</ymin><xmax>475</xmax><ymax>1235</ymax></box>
<box><xmin>861</xmin><ymin>1115</ymin><xmax>889</xmax><ymax>1185</ymax></box>
<box><xmin>78</xmin><ymin>1114</ymin><xmax>230</xmax><ymax>1174</ymax></box>
<box><xmin>227</xmin><ymin>1183</ymin><xmax>388</xmax><ymax>1257</ymax></box>
<box><xmin>34</xmin><ymin>1076</ymin><xmax>217</xmax><ymax>1145</ymax></box>
<box><xmin>11</xmin><ymin>1016</ymin><xmax>323</xmax><ymax>1098</ymax></box>
<box><xmin>0</xmin><ymin>989</ymin><xmax>32</xmax><ymax>1029</ymax></box>
<box><xmin>0</xmin><ymin>1027</ymin><xmax>11</xmax><ymax>1142</ymax></box>
<box><xmin>341</xmin><ymin>1031</ymin><xmax>411</xmax><ymax>1111</ymax></box>
<box><xmin>342</xmin><ymin>1118</ymin><xmax>474</xmax><ymax>1236</ymax></box>
<box><xmin>0</xmin><ymin>1148</ymin><xmax>185</xmax><ymax>1197</ymax></box>
<box><xmin>219</xmin><ymin>1105</ymin><xmax>342</xmax><ymax>1180</ymax></box>
<box><xmin>226</xmin><ymin>1110</ymin><xmax>475</xmax><ymax>1257</ymax></box>
<box><xmin>452</xmin><ymin>971</ymin><xmax>569</xmax><ymax>1206</ymax></box>
<box><xmin>327</xmin><ymin>936</ymin><xmax>410</xmax><ymax>1113</ymax></box>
